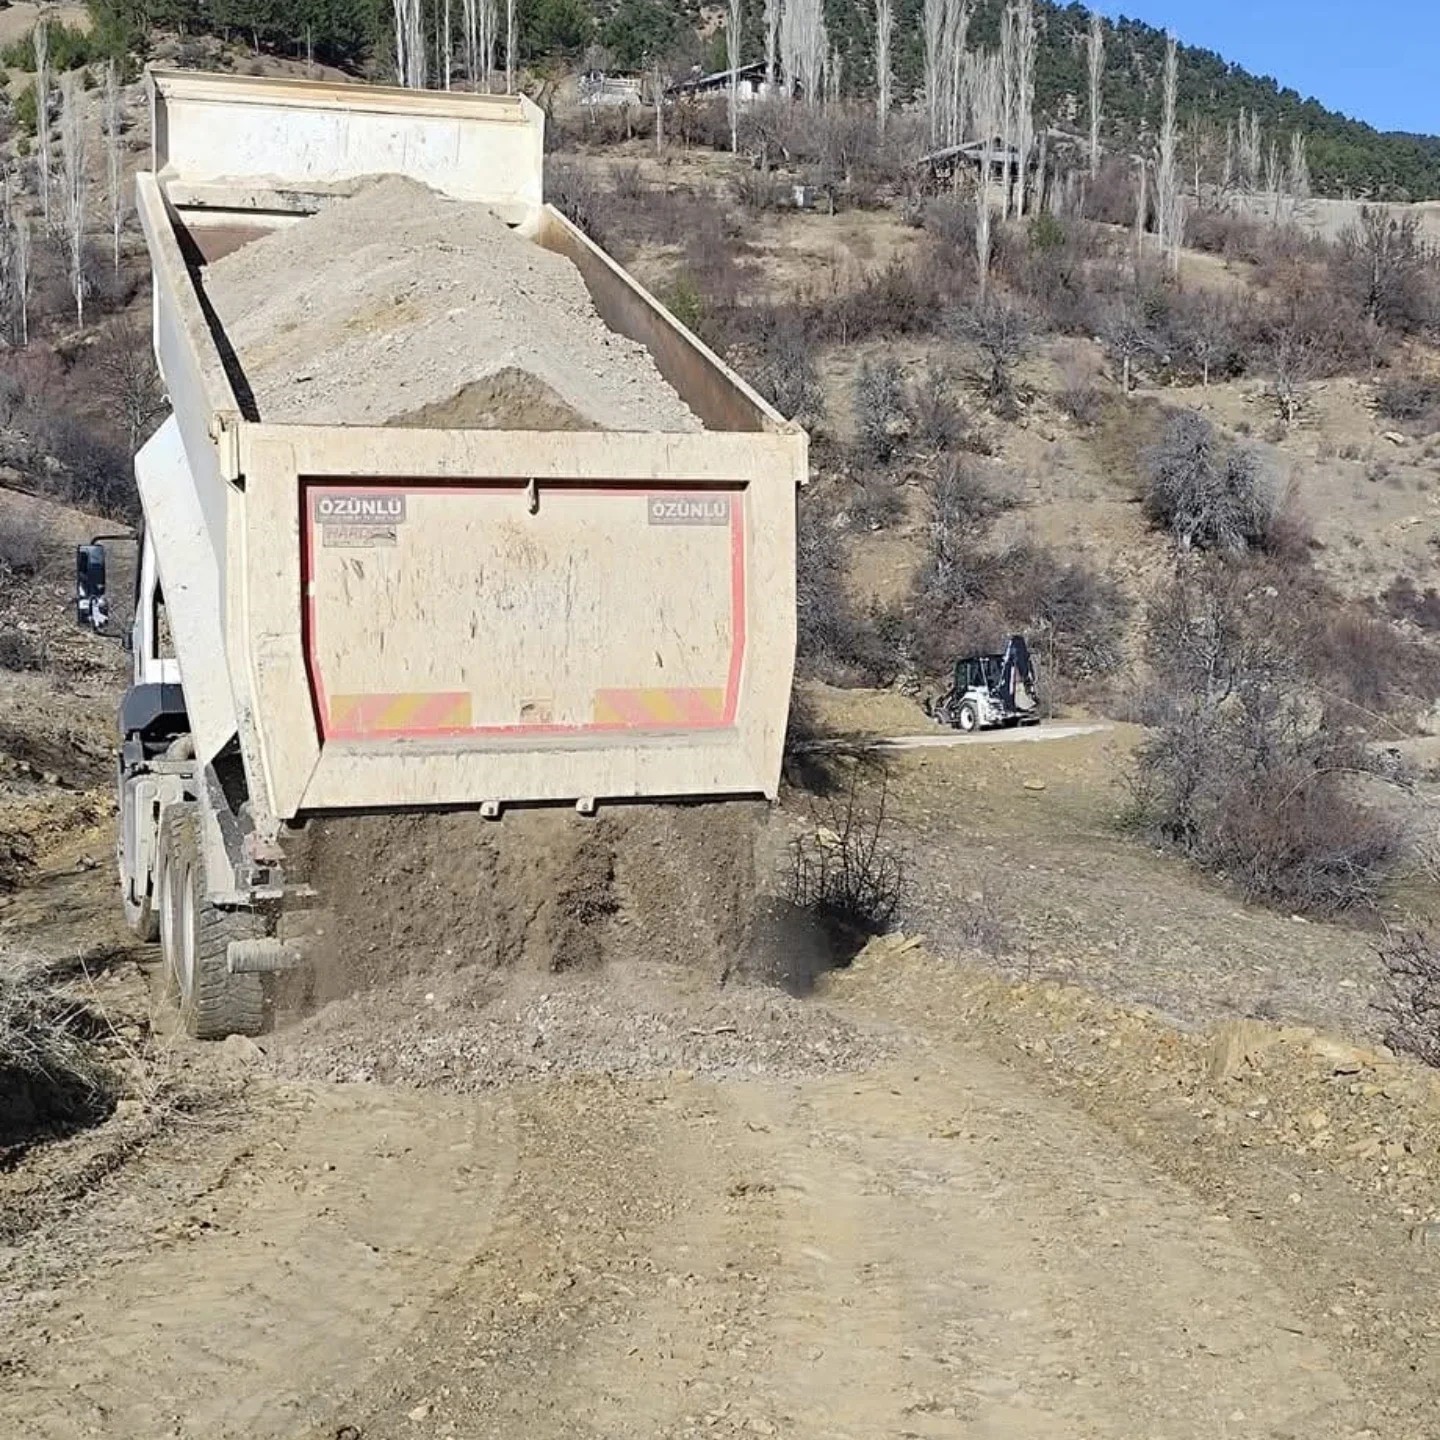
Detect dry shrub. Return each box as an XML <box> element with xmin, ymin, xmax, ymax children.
<box><xmin>0</xmin><ymin>507</ymin><xmax>55</xmax><ymax>576</ymax></box>
<box><xmin>785</xmin><ymin>775</ymin><xmax>906</xmax><ymax>944</ymax></box>
<box><xmin>0</xmin><ymin>630</ymin><xmax>48</xmax><ymax>672</ymax></box>
<box><xmin>0</xmin><ymin>969</ymin><xmax>116</xmax><ymax>1149</ymax></box>
<box><xmin>1378</xmin><ymin>926</ymin><xmax>1440</xmax><ymax>1068</ymax></box>
<box><xmin>1143</xmin><ymin>410</ymin><xmax>1277</xmax><ymax>554</ymax></box>
<box><xmin>546</xmin><ymin>160</ymin><xmax>611</xmax><ymax>250</ymax></box>
<box><xmin>1384</xmin><ymin>575</ymin><xmax>1440</xmax><ymax>632</ymax></box>
<box><xmin>1376</xmin><ymin>374</ymin><xmax>1440</xmax><ymax>429</ymax></box>
<box><xmin>1131</xmin><ymin>559</ymin><xmax>1404</xmax><ymax>915</ymax></box>
<box><xmin>853</xmin><ymin>356</ymin><xmax>909</xmax><ymax>462</ymax></box>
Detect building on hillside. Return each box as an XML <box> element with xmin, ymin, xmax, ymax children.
<box><xmin>579</xmin><ymin>70</ymin><xmax>644</xmax><ymax>109</ymax></box>
<box><xmin>666</xmin><ymin>62</ymin><xmax>771</xmax><ymax>104</ymax></box>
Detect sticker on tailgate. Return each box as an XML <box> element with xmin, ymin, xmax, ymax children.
<box><xmin>313</xmin><ymin>493</ymin><xmax>406</xmax><ymax>548</ymax></box>
<box><xmin>647</xmin><ymin>495</ymin><xmax>731</xmax><ymax>526</ymax></box>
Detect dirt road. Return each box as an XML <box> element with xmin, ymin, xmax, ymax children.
<box><xmin>2</xmin><ymin>993</ymin><xmax>1362</xmax><ymax>1438</ymax></box>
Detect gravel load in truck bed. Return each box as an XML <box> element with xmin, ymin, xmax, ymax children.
<box><xmin>200</xmin><ymin>176</ymin><xmax>702</xmax><ymax>432</ymax></box>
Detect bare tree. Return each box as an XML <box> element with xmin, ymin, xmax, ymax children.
<box><xmin>103</xmin><ymin>60</ymin><xmax>122</xmax><ymax>275</ymax></box>
<box><xmin>462</xmin><ymin>0</ymin><xmax>478</xmax><ymax>86</ymax></box>
<box><xmin>1287</xmin><ymin>130</ymin><xmax>1311</xmax><ymax>202</ymax></box>
<box><xmin>781</xmin><ymin>0</ymin><xmax>826</xmax><ymax>106</ymax></box>
<box><xmin>727</xmin><ymin>0</ymin><xmax>741</xmax><ymax>153</ymax></box>
<box><xmin>922</xmin><ymin>0</ymin><xmax>944</xmax><ymax>145</ymax></box>
<box><xmin>14</xmin><ymin>208</ymin><xmax>30</xmax><ymax>347</ymax></box>
<box><xmin>765</xmin><ymin>0</ymin><xmax>781</xmax><ymax>94</ymax></box>
<box><xmin>999</xmin><ymin>3</ymin><xmax>1015</xmax><ymax>215</ymax></box>
<box><xmin>1265</xmin><ymin>135</ymin><xmax>1282</xmax><ymax>220</ymax></box>
<box><xmin>1266</xmin><ymin>331</ymin><xmax>1318</xmax><ymax>427</ymax></box>
<box><xmin>826</xmin><ymin>43</ymin><xmax>842</xmax><ymax>106</ymax></box>
<box><xmin>968</xmin><ymin>49</ymin><xmax>1001</xmax><ymax>297</ymax></box>
<box><xmin>97</xmin><ymin>317</ymin><xmax>166</xmax><ymax>453</ymax></box>
<box><xmin>1011</xmin><ymin>0</ymin><xmax>1036</xmax><ymax>217</ymax></box>
<box><xmin>1133</xmin><ymin>153</ymin><xmax>1148</xmax><ymax>257</ymax></box>
<box><xmin>505</xmin><ymin>0</ymin><xmax>516</xmax><ymax>94</ymax></box>
<box><xmin>942</xmin><ymin>0</ymin><xmax>972</xmax><ymax>146</ymax></box>
<box><xmin>33</xmin><ymin>22</ymin><xmax>50</xmax><ymax>226</ymax></box>
<box><xmin>954</xmin><ymin>298</ymin><xmax>1032</xmax><ymax>411</ymax></box>
<box><xmin>394</xmin><ymin>0</ymin><xmax>426</xmax><ymax>87</ymax></box>
<box><xmin>1155</xmin><ymin>33</ymin><xmax>1180</xmax><ymax>271</ymax></box>
<box><xmin>874</xmin><ymin>0</ymin><xmax>892</xmax><ymax>136</ymax></box>
<box><xmin>1087</xmin><ymin>10</ymin><xmax>1104</xmax><ymax>178</ymax></box>
<box><xmin>1223</xmin><ymin>118</ymin><xmax>1235</xmax><ymax>193</ymax></box>
<box><xmin>1237</xmin><ymin>107</ymin><xmax>1262</xmax><ymax>192</ymax></box>
<box><xmin>652</xmin><ymin>56</ymin><xmax>664</xmax><ymax>151</ymax></box>
<box><xmin>443</xmin><ymin>0</ymin><xmax>453</xmax><ymax>88</ymax></box>
<box><xmin>1103</xmin><ymin>301</ymin><xmax>1153</xmax><ymax>397</ymax></box>
<box><xmin>59</xmin><ymin>73</ymin><xmax>84</xmax><ymax>328</ymax></box>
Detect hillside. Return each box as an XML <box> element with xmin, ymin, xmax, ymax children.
<box><xmin>60</xmin><ymin>0</ymin><xmax>1440</xmax><ymax>199</ymax></box>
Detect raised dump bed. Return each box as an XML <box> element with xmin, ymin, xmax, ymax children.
<box><xmin>133</xmin><ymin>69</ymin><xmax>804</xmax><ymax>833</ymax></box>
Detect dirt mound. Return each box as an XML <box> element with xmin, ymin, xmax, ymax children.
<box><xmin>202</xmin><ymin>176</ymin><xmax>701</xmax><ymax>433</ymax></box>
<box><xmin>289</xmin><ymin>801</ymin><xmax>769</xmax><ymax>997</ymax></box>
<box><xmin>268</xmin><ymin>801</ymin><xmax>883</xmax><ymax>1087</ymax></box>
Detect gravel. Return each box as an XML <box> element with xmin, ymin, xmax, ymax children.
<box><xmin>201</xmin><ymin>176</ymin><xmax>701</xmax><ymax>432</ymax></box>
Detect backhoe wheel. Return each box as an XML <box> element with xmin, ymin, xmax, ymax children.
<box><xmin>155</xmin><ymin>805</ymin><xmax>264</xmax><ymax>1040</ymax></box>
<box><xmin>957</xmin><ymin>699</ymin><xmax>980</xmax><ymax>734</ymax></box>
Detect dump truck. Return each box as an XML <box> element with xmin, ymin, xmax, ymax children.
<box><xmin>78</xmin><ymin>70</ymin><xmax>804</xmax><ymax>1039</ymax></box>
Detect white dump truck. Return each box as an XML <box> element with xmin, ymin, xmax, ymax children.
<box><xmin>78</xmin><ymin>70</ymin><xmax>804</xmax><ymax>1039</ymax></box>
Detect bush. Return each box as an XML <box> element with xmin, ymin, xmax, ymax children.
<box><xmin>1384</xmin><ymin>575</ymin><xmax>1440</xmax><ymax>631</ymax></box>
<box><xmin>1378</xmin><ymin>926</ymin><xmax>1440</xmax><ymax>1068</ymax></box>
<box><xmin>1131</xmin><ymin>559</ymin><xmax>1404</xmax><ymax>915</ymax></box>
<box><xmin>752</xmin><ymin>320</ymin><xmax>826</xmax><ymax>427</ymax></box>
<box><xmin>910</xmin><ymin>364</ymin><xmax>971</xmax><ymax>451</ymax></box>
<box><xmin>951</xmin><ymin>299</ymin><xmax>1032</xmax><ymax>413</ymax></box>
<box><xmin>848</xmin><ymin>475</ymin><xmax>905</xmax><ymax>531</ymax></box>
<box><xmin>1144</xmin><ymin>410</ymin><xmax>1276</xmax><ymax>554</ymax></box>
<box><xmin>0</xmin><ymin>630</ymin><xmax>48</xmax><ymax>672</ymax></box>
<box><xmin>853</xmin><ymin>357</ymin><xmax>909</xmax><ymax>462</ymax></box>
<box><xmin>0</xmin><ymin>508</ymin><xmax>54</xmax><ymax>576</ymax></box>
<box><xmin>0</xmin><ymin>969</ymin><xmax>117</xmax><ymax>1149</ymax></box>
<box><xmin>785</xmin><ymin>775</ymin><xmax>906</xmax><ymax>943</ymax></box>
<box><xmin>1376</xmin><ymin>374</ymin><xmax>1440</xmax><ymax>427</ymax></box>
<box><xmin>546</xmin><ymin>160</ymin><xmax>610</xmax><ymax>250</ymax></box>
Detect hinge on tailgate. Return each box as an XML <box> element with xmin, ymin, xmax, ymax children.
<box><xmin>210</xmin><ymin>411</ymin><xmax>243</xmax><ymax>484</ymax></box>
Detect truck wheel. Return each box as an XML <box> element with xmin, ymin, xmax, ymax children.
<box><xmin>957</xmin><ymin>700</ymin><xmax>980</xmax><ymax>733</ymax></box>
<box><xmin>155</xmin><ymin>806</ymin><xmax>264</xmax><ymax>1040</ymax></box>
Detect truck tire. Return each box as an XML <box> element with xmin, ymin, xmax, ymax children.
<box><xmin>155</xmin><ymin>805</ymin><xmax>265</xmax><ymax>1040</ymax></box>
<box><xmin>957</xmin><ymin>699</ymin><xmax>980</xmax><ymax>733</ymax></box>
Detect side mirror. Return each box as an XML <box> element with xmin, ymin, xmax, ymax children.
<box><xmin>75</xmin><ymin>543</ymin><xmax>109</xmax><ymax>632</ymax></box>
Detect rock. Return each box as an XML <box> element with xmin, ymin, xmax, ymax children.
<box><xmin>1307</xmin><ymin>1036</ymin><xmax>1376</xmax><ymax>1075</ymax></box>
<box><xmin>1384</xmin><ymin>431</ymin><xmax>1408</xmax><ymax>446</ymax></box>
<box><xmin>219</xmin><ymin>1034</ymin><xmax>265</xmax><ymax>1067</ymax></box>
<box><xmin>408</xmin><ymin>1402</ymin><xmax>432</xmax><ymax>1421</ymax></box>
<box><xmin>1022</xmin><ymin>779</ymin><xmax>1047</xmax><ymax>792</ymax></box>
<box><xmin>1208</xmin><ymin>1018</ymin><xmax>1274</xmax><ymax>1082</ymax></box>
<box><xmin>1409</xmin><ymin>1221</ymin><xmax>1440</xmax><ymax>1249</ymax></box>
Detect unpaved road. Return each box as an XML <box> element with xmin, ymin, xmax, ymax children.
<box><xmin>803</xmin><ymin>721</ymin><xmax>1112</xmax><ymax>754</ymax></box>
<box><xmin>2</xmin><ymin>998</ymin><xmax>1363</xmax><ymax>1439</ymax></box>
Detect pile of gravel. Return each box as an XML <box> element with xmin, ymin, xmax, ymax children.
<box><xmin>201</xmin><ymin>176</ymin><xmax>700</xmax><ymax>433</ymax></box>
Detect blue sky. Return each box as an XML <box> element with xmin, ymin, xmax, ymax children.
<box><xmin>1093</xmin><ymin>2</ymin><xmax>1438</xmax><ymax>136</ymax></box>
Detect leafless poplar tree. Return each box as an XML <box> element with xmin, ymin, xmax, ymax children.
<box><xmin>1133</xmin><ymin>154</ymin><xmax>1148</xmax><ymax>257</ymax></box>
<box><xmin>874</xmin><ymin>0</ymin><xmax>892</xmax><ymax>135</ymax></box>
<box><xmin>442</xmin><ymin>0</ymin><xmax>453</xmax><ymax>88</ymax></box>
<box><xmin>59</xmin><ymin>73</ymin><xmax>84</xmax><ymax>327</ymax></box>
<box><xmin>104</xmin><ymin>60</ymin><xmax>122</xmax><ymax>274</ymax></box>
<box><xmin>14</xmin><ymin>210</ymin><xmax>29</xmax><ymax>347</ymax></box>
<box><xmin>780</xmin><ymin>0</ymin><xmax>826</xmax><ymax>106</ymax></box>
<box><xmin>1288</xmin><ymin>130</ymin><xmax>1311</xmax><ymax>201</ymax></box>
<box><xmin>922</xmin><ymin>0</ymin><xmax>945</xmax><ymax>145</ymax></box>
<box><xmin>1223</xmin><ymin>118</ymin><xmax>1235</xmax><ymax>193</ymax></box>
<box><xmin>765</xmin><ymin>0</ymin><xmax>781</xmax><ymax>93</ymax></box>
<box><xmin>1155</xmin><ymin>33</ymin><xmax>1180</xmax><ymax>270</ymax></box>
<box><xmin>727</xmin><ymin>0</ymin><xmax>741</xmax><ymax>152</ymax></box>
<box><xmin>652</xmin><ymin>57</ymin><xmax>664</xmax><ymax>151</ymax></box>
<box><xmin>1238</xmin><ymin>107</ymin><xmax>1262</xmax><ymax>192</ymax></box>
<box><xmin>943</xmin><ymin>0</ymin><xmax>971</xmax><ymax>146</ymax></box>
<box><xmin>1265</xmin><ymin>135</ymin><xmax>1281</xmax><ymax>219</ymax></box>
<box><xmin>33</xmin><ymin>22</ymin><xmax>50</xmax><ymax>225</ymax></box>
<box><xmin>1087</xmin><ymin>10</ymin><xmax>1104</xmax><ymax>177</ymax></box>
<box><xmin>461</xmin><ymin>0</ymin><xmax>478</xmax><ymax>85</ymax></box>
<box><xmin>968</xmin><ymin>50</ymin><xmax>1001</xmax><ymax>297</ymax></box>
<box><xmin>1011</xmin><ymin>0</ymin><xmax>1036</xmax><ymax>217</ymax></box>
<box><xmin>826</xmin><ymin>44</ymin><xmax>842</xmax><ymax>106</ymax></box>
<box><xmin>394</xmin><ymin>0</ymin><xmax>426</xmax><ymax>87</ymax></box>
<box><xmin>999</xmin><ymin>3</ymin><xmax>1015</xmax><ymax>215</ymax></box>
<box><xmin>505</xmin><ymin>0</ymin><xmax>516</xmax><ymax>94</ymax></box>
<box><xmin>481</xmin><ymin>0</ymin><xmax>496</xmax><ymax>89</ymax></box>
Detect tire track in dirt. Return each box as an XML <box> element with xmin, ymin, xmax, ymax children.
<box><xmin>0</xmin><ymin>1084</ymin><xmax>518</xmax><ymax>1439</ymax></box>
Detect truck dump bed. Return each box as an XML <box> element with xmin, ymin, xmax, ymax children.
<box><xmin>137</xmin><ymin>70</ymin><xmax>803</xmax><ymax>829</ymax></box>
